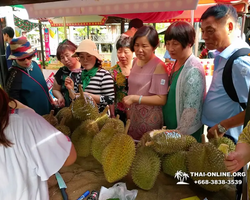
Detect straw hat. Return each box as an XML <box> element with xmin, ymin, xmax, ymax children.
<box><xmin>72</xmin><ymin>39</ymin><xmax>101</xmax><ymax>61</ymax></box>
<box><xmin>8</xmin><ymin>37</ymin><xmax>36</xmax><ymax>60</ymax></box>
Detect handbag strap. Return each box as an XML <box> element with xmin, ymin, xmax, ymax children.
<box><xmin>12</xmin><ymin>67</ymin><xmax>53</xmax><ymax>105</ymax></box>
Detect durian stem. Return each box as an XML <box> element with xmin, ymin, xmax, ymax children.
<box><xmin>214</xmin><ymin>130</ymin><xmax>219</xmax><ymax>139</ymax></box>
<box><xmin>100</xmin><ymin>106</ymin><xmax>109</xmax><ymax>116</ymax></box>
<box><xmin>202</xmin><ymin>134</ymin><xmax>206</xmax><ymax>144</ymax></box>
<box><xmin>116</xmin><ymin>114</ymin><xmax>120</xmax><ymax>119</ymax></box>
<box><xmin>124</xmin><ymin>119</ymin><xmax>131</xmax><ymax>135</ymax></box>
<box><xmin>50</xmin><ymin>110</ymin><xmax>55</xmax><ymax>116</ymax></box>
<box><xmin>78</xmin><ymin>84</ymin><xmax>85</xmax><ymax>99</ymax></box>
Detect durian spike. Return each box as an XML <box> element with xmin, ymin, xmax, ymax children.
<box><xmin>218</xmin><ymin>143</ymin><xmax>229</xmax><ymax>157</ymax></box>
<box><xmin>124</xmin><ymin>119</ymin><xmax>131</xmax><ymax>135</ymax></box>
<box><xmin>214</xmin><ymin>130</ymin><xmax>219</xmax><ymax>139</ymax></box>
<box><xmin>116</xmin><ymin>114</ymin><xmax>120</xmax><ymax>119</ymax></box>
<box><xmin>60</xmin><ymin>117</ymin><xmax>66</xmax><ymax>126</ymax></box>
<box><xmin>202</xmin><ymin>134</ymin><xmax>206</xmax><ymax>144</ymax></box>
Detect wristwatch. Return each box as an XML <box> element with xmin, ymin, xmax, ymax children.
<box><xmin>218</xmin><ymin>123</ymin><xmax>227</xmax><ymax>133</ymax></box>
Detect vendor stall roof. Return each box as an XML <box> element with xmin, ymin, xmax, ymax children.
<box><xmin>0</xmin><ymin>0</ymin><xmax>64</xmax><ymax>6</ymax></box>
<box><xmin>24</xmin><ymin>0</ymin><xmax>200</xmax><ymax>19</ymax></box>
<box><xmin>46</xmin><ymin>16</ymin><xmax>108</xmax><ymax>27</ymax></box>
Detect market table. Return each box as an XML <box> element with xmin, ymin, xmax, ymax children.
<box><xmin>48</xmin><ymin>156</ymin><xmax>236</xmax><ymax>200</ymax></box>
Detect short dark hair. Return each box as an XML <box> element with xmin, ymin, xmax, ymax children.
<box><xmin>128</xmin><ymin>18</ymin><xmax>143</xmax><ymax>29</ymax></box>
<box><xmin>116</xmin><ymin>36</ymin><xmax>132</xmax><ymax>50</ymax></box>
<box><xmin>2</xmin><ymin>27</ymin><xmax>14</xmax><ymax>38</ymax></box>
<box><xmin>164</xmin><ymin>21</ymin><xmax>195</xmax><ymax>48</ymax></box>
<box><xmin>200</xmin><ymin>4</ymin><xmax>238</xmax><ymax>24</ymax></box>
<box><xmin>130</xmin><ymin>25</ymin><xmax>159</xmax><ymax>52</ymax></box>
<box><xmin>56</xmin><ymin>39</ymin><xmax>77</xmax><ymax>61</ymax></box>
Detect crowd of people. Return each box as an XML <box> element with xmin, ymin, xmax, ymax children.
<box><xmin>1</xmin><ymin>3</ymin><xmax>250</xmax><ymax>200</ymax></box>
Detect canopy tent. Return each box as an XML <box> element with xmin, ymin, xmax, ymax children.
<box><xmin>23</xmin><ymin>0</ymin><xmax>200</xmax><ymax>19</ymax></box>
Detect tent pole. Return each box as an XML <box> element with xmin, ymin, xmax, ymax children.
<box><xmin>63</xmin><ymin>17</ymin><xmax>67</xmax><ymax>39</ymax></box>
<box><xmin>241</xmin><ymin>4</ymin><xmax>248</xmax><ymax>39</ymax></box>
<box><xmin>0</xmin><ymin>21</ymin><xmax>7</xmax><ymax>87</ymax></box>
<box><xmin>191</xmin><ymin>10</ymin><xmax>194</xmax><ymax>26</ymax></box>
<box><xmin>194</xmin><ymin>22</ymin><xmax>199</xmax><ymax>57</ymax></box>
<box><xmin>39</xmin><ymin>21</ymin><xmax>45</xmax><ymax>70</ymax></box>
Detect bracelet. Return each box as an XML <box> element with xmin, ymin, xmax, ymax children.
<box><xmin>138</xmin><ymin>95</ymin><xmax>143</xmax><ymax>104</ymax></box>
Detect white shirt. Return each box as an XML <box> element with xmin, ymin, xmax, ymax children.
<box><xmin>0</xmin><ymin>109</ymin><xmax>72</xmax><ymax>200</ymax></box>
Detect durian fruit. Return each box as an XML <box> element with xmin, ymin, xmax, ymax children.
<box><xmin>43</xmin><ymin>110</ymin><xmax>58</xmax><ymax>126</ymax></box>
<box><xmin>91</xmin><ymin>122</ymin><xmax>118</xmax><ymax>164</ymax></box>
<box><xmin>131</xmin><ymin>146</ymin><xmax>161</xmax><ymax>190</ymax></box>
<box><xmin>55</xmin><ymin>117</ymin><xmax>71</xmax><ymax>136</ymax></box>
<box><xmin>187</xmin><ymin>134</ymin><xmax>231</xmax><ymax>192</ymax></box>
<box><xmin>71</xmin><ymin>120</ymin><xmax>99</xmax><ymax>157</ymax></box>
<box><xmin>72</xmin><ymin>85</ymin><xmax>99</xmax><ymax>121</ymax></box>
<box><xmin>102</xmin><ymin>120</ymin><xmax>136</xmax><ymax>183</ymax></box>
<box><xmin>55</xmin><ymin>106</ymin><xmax>72</xmax><ymax>123</ymax></box>
<box><xmin>209</xmin><ymin>130</ymin><xmax>235</xmax><ymax>153</ymax></box>
<box><xmin>95</xmin><ymin>106</ymin><xmax>109</xmax><ymax>130</ymax></box>
<box><xmin>102</xmin><ymin>115</ymin><xmax>124</xmax><ymax>134</ymax></box>
<box><xmin>162</xmin><ymin>151</ymin><xmax>188</xmax><ymax>177</ymax></box>
<box><xmin>146</xmin><ymin>129</ymin><xmax>197</xmax><ymax>154</ymax></box>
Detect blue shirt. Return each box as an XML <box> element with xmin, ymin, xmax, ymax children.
<box><xmin>202</xmin><ymin>40</ymin><xmax>250</xmax><ymax>142</ymax></box>
<box><xmin>6</xmin><ymin>45</ymin><xmax>12</xmax><ymax>69</ymax></box>
<box><xmin>163</xmin><ymin>50</ymin><xmax>175</xmax><ymax>61</ymax></box>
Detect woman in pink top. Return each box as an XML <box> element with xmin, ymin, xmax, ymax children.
<box><xmin>123</xmin><ymin>25</ymin><xmax>168</xmax><ymax>140</ymax></box>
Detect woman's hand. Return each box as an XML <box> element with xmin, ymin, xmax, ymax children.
<box><xmin>65</xmin><ymin>77</ymin><xmax>74</xmax><ymax>90</ymax></box>
<box><xmin>56</xmin><ymin>97</ymin><xmax>65</xmax><ymax>107</ymax></box>
<box><xmin>122</xmin><ymin>95</ymin><xmax>136</xmax><ymax>108</ymax></box>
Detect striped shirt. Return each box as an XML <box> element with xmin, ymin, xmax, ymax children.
<box><xmin>84</xmin><ymin>68</ymin><xmax>115</xmax><ymax>112</ymax></box>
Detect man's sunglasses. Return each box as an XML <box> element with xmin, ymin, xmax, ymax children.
<box><xmin>18</xmin><ymin>55</ymin><xmax>33</xmax><ymax>62</ymax></box>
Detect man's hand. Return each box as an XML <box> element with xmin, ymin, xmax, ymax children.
<box><xmin>224</xmin><ymin>151</ymin><xmax>245</xmax><ymax>173</ymax></box>
<box><xmin>207</xmin><ymin>124</ymin><xmax>225</xmax><ymax>139</ymax></box>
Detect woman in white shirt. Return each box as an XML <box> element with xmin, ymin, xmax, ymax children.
<box><xmin>0</xmin><ymin>88</ymin><xmax>76</xmax><ymax>200</ymax></box>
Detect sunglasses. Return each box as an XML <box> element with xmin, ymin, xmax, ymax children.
<box><xmin>18</xmin><ymin>55</ymin><xmax>33</xmax><ymax>62</ymax></box>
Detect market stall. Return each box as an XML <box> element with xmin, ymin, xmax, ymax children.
<box><xmin>2</xmin><ymin>0</ymin><xmax>249</xmax><ymax>200</ymax></box>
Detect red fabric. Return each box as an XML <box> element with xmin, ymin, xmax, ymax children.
<box><xmin>106</xmin><ymin>11</ymin><xmax>184</xmax><ymax>23</ymax></box>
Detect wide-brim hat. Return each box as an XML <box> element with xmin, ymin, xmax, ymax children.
<box><xmin>8</xmin><ymin>37</ymin><xmax>37</xmax><ymax>60</ymax></box>
<box><xmin>72</xmin><ymin>39</ymin><xmax>102</xmax><ymax>61</ymax></box>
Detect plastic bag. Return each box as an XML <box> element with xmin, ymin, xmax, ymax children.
<box><xmin>98</xmin><ymin>182</ymin><xmax>138</xmax><ymax>200</ymax></box>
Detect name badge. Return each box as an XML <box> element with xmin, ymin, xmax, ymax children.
<box><xmin>160</xmin><ymin>79</ymin><xmax>165</xmax><ymax>85</ymax></box>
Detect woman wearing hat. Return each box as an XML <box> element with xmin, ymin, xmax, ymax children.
<box><xmin>5</xmin><ymin>37</ymin><xmax>51</xmax><ymax>116</ymax></box>
<box><xmin>52</xmin><ymin>39</ymin><xmax>82</xmax><ymax>108</ymax></box>
<box><xmin>65</xmin><ymin>39</ymin><xmax>115</xmax><ymax>112</ymax></box>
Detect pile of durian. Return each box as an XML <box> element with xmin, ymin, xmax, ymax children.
<box><xmin>43</xmin><ymin>87</ymin><xmax>235</xmax><ymax>192</ymax></box>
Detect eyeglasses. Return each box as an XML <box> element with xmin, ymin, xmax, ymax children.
<box><xmin>18</xmin><ymin>55</ymin><xmax>33</xmax><ymax>61</ymax></box>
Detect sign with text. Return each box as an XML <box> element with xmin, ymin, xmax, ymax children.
<box><xmin>44</xmin><ymin>28</ymin><xmax>51</xmax><ymax>58</ymax></box>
